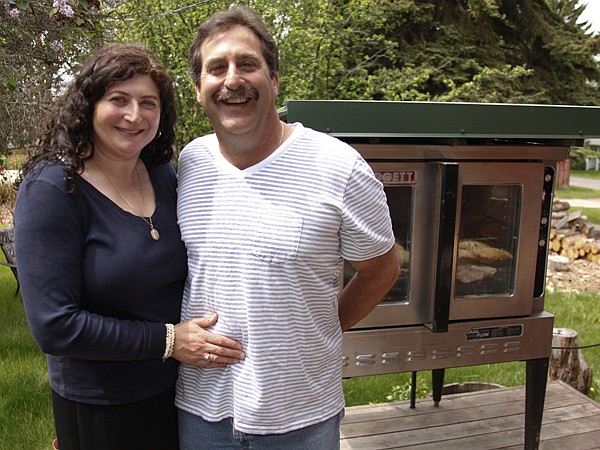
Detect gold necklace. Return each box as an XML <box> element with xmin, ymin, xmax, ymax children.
<box><xmin>95</xmin><ymin>160</ymin><xmax>160</xmax><ymax>241</ymax></box>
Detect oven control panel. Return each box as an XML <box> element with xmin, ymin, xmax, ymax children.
<box><xmin>466</xmin><ymin>325</ymin><xmax>523</xmax><ymax>340</ymax></box>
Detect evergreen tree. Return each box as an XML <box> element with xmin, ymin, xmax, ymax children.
<box><xmin>274</xmin><ymin>0</ymin><xmax>600</xmax><ymax>105</ymax></box>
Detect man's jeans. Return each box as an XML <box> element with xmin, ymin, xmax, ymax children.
<box><xmin>178</xmin><ymin>409</ymin><xmax>344</xmax><ymax>450</ymax></box>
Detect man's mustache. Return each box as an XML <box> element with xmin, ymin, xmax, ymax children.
<box><xmin>213</xmin><ymin>86</ymin><xmax>259</xmax><ymax>103</ymax></box>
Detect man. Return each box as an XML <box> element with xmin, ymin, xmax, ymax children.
<box><xmin>176</xmin><ymin>5</ymin><xmax>399</xmax><ymax>449</ymax></box>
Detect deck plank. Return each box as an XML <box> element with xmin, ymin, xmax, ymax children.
<box><xmin>341</xmin><ymin>381</ymin><xmax>600</xmax><ymax>449</ymax></box>
<box><xmin>503</xmin><ymin>430</ymin><xmax>600</xmax><ymax>450</ymax></box>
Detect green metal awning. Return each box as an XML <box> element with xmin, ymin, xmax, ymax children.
<box><xmin>278</xmin><ymin>100</ymin><xmax>600</xmax><ymax>142</ymax></box>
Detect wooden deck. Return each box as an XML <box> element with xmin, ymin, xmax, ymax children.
<box><xmin>341</xmin><ymin>381</ymin><xmax>600</xmax><ymax>449</ymax></box>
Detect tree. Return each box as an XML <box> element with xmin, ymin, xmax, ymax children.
<box><xmin>273</xmin><ymin>0</ymin><xmax>600</xmax><ymax>104</ymax></box>
<box><xmin>0</xmin><ymin>0</ymin><xmax>109</xmax><ymax>160</ymax></box>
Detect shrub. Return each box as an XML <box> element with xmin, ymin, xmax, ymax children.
<box><xmin>570</xmin><ymin>146</ymin><xmax>600</xmax><ymax>170</ymax></box>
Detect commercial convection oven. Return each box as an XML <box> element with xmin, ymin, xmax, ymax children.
<box><xmin>280</xmin><ymin>100</ymin><xmax>600</xmax><ymax>449</ymax></box>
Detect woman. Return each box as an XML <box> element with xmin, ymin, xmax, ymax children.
<box><xmin>14</xmin><ymin>43</ymin><xmax>245</xmax><ymax>450</ymax></box>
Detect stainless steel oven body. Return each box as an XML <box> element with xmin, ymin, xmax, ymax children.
<box><xmin>348</xmin><ymin>147</ymin><xmax>559</xmax><ymax>330</ymax></box>
<box><xmin>338</xmin><ymin>144</ymin><xmax>564</xmax><ymax>378</ymax></box>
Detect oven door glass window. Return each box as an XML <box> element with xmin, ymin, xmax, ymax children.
<box><xmin>344</xmin><ymin>185</ymin><xmax>412</xmax><ymax>304</ymax></box>
<box><xmin>455</xmin><ymin>184</ymin><xmax>520</xmax><ymax>298</ymax></box>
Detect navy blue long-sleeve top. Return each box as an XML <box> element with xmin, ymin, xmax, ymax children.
<box><xmin>14</xmin><ymin>157</ymin><xmax>188</xmax><ymax>405</ymax></box>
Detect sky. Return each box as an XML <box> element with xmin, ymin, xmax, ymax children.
<box><xmin>579</xmin><ymin>1</ymin><xmax>600</xmax><ymax>33</ymax></box>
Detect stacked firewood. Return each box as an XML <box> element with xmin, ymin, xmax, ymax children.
<box><xmin>550</xmin><ymin>199</ymin><xmax>600</xmax><ymax>263</ymax></box>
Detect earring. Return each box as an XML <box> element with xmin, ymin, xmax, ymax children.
<box><xmin>154</xmin><ymin>130</ymin><xmax>162</xmax><ymax>140</ymax></box>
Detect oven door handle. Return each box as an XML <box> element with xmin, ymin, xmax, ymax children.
<box><xmin>429</xmin><ymin>162</ymin><xmax>459</xmax><ymax>333</ymax></box>
<box><xmin>534</xmin><ymin>166</ymin><xmax>555</xmax><ymax>298</ymax></box>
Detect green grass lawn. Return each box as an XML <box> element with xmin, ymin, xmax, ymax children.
<box><xmin>0</xmin><ymin>271</ymin><xmax>54</xmax><ymax>450</ymax></box>
<box><xmin>570</xmin><ymin>169</ymin><xmax>600</xmax><ymax>180</ymax></box>
<box><xmin>555</xmin><ymin>185</ymin><xmax>600</xmax><ymax>199</ymax></box>
<box><xmin>556</xmin><ymin>168</ymin><xmax>600</xmax><ymax>200</ymax></box>
<box><xmin>556</xmin><ymin>169</ymin><xmax>600</xmax><ymax>222</ymax></box>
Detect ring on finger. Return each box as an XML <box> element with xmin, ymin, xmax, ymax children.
<box><xmin>203</xmin><ymin>353</ymin><xmax>211</xmax><ymax>363</ymax></box>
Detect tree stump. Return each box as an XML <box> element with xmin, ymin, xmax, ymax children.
<box><xmin>548</xmin><ymin>328</ymin><xmax>592</xmax><ymax>394</ymax></box>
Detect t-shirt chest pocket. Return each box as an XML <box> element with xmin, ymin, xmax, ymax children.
<box><xmin>251</xmin><ymin>210</ymin><xmax>303</xmax><ymax>264</ymax></box>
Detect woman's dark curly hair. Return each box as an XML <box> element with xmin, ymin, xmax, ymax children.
<box><xmin>18</xmin><ymin>42</ymin><xmax>177</xmax><ymax>196</ymax></box>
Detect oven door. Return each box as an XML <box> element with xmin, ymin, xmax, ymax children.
<box><xmin>347</xmin><ymin>161</ymin><xmax>545</xmax><ymax>329</ymax></box>
<box><xmin>448</xmin><ymin>162</ymin><xmax>544</xmax><ymax>321</ymax></box>
<box><xmin>348</xmin><ymin>162</ymin><xmax>441</xmax><ymax>328</ymax></box>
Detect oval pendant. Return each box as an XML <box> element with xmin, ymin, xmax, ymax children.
<box><xmin>151</xmin><ymin>228</ymin><xmax>160</xmax><ymax>241</ymax></box>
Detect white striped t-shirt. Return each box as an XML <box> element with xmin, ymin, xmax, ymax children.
<box><xmin>175</xmin><ymin>123</ymin><xmax>394</xmax><ymax>434</ymax></box>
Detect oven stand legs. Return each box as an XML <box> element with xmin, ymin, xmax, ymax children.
<box><xmin>409</xmin><ymin>369</ymin><xmax>446</xmax><ymax>408</ymax></box>
<box><xmin>431</xmin><ymin>369</ymin><xmax>445</xmax><ymax>407</ymax></box>
<box><xmin>525</xmin><ymin>357</ymin><xmax>549</xmax><ymax>450</ymax></box>
<box><xmin>410</xmin><ymin>372</ymin><xmax>417</xmax><ymax>408</ymax></box>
